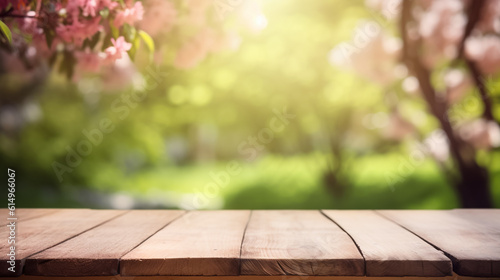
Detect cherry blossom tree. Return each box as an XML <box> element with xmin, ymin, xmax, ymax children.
<box><xmin>0</xmin><ymin>0</ymin><xmax>261</xmax><ymax>135</ymax></box>
<box><xmin>331</xmin><ymin>0</ymin><xmax>500</xmax><ymax>207</ymax></box>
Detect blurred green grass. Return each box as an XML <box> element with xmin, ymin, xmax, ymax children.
<box><xmin>19</xmin><ymin>152</ymin><xmax>499</xmax><ymax>209</ymax></box>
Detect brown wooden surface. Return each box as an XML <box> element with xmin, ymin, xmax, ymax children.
<box><xmin>0</xmin><ymin>209</ymin><xmax>124</xmax><ymax>277</ymax></box>
<box><xmin>0</xmin><ymin>209</ymin><xmax>60</xmax><ymax>226</ymax></box>
<box><xmin>379</xmin><ymin>210</ymin><xmax>500</xmax><ymax>277</ymax></box>
<box><xmin>121</xmin><ymin>210</ymin><xmax>251</xmax><ymax>276</ymax></box>
<box><xmin>240</xmin><ymin>210</ymin><xmax>364</xmax><ymax>276</ymax></box>
<box><xmin>322</xmin><ymin>210</ymin><xmax>452</xmax><ymax>277</ymax></box>
<box><xmin>2</xmin><ymin>209</ymin><xmax>499</xmax><ymax>278</ymax></box>
<box><xmin>12</xmin><ymin>274</ymin><xmax>478</xmax><ymax>280</ymax></box>
<box><xmin>451</xmin><ymin>209</ymin><xmax>500</xmax><ymax>230</ymax></box>
<box><xmin>24</xmin><ymin>210</ymin><xmax>184</xmax><ymax>276</ymax></box>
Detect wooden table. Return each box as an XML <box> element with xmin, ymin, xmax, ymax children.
<box><xmin>1</xmin><ymin>209</ymin><xmax>499</xmax><ymax>279</ymax></box>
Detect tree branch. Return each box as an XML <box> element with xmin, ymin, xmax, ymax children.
<box><xmin>466</xmin><ymin>59</ymin><xmax>495</xmax><ymax>121</ymax></box>
<box><xmin>455</xmin><ymin>0</ymin><xmax>486</xmax><ymax>59</ymax></box>
<box><xmin>454</xmin><ymin>0</ymin><xmax>496</xmax><ymax>122</ymax></box>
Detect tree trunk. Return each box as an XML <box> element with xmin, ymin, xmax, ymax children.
<box><xmin>457</xmin><ymin>163</ymin><xmax>492</xmax><ymax>208</ymax></box>
<box><xmin>400</xmin><ymin>0</ymin><xmax>493</xmax><ymax>208</ymax></box>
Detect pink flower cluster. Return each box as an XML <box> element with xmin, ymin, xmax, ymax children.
<box><xmin>1</xmin><ymin>0</ymin><xmax>146</xmax><ymax>82</ymax></box>
<box><xmin>74</xmin><ymin>36</ymin><xmax>131</xmax><ymax>74</ymax></box>
<box><xmin>56</xmin><ymin>0</ymin><xmax>143</xmax><ymax>49</ymax></box>
<box><xmin>1</xmin><ymin>0</ymin><xmax>251</xmax><ymax>83</ymax></box>
<box><xmin>114</xmin><ymin>1</ymin><xmax>144</xmax><ymax>27</ymax></box>
<box><xmin>105</xmin><ymin>37</ymin><xmax>132</xmax><ymax>61</ymax></box>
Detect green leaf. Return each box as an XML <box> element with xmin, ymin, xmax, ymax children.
<box><xmin>138</xmin><ymin>30</ymin><xmax>154</xmax><ymax>54</ymax></box>
<box><xmin>100</xmin><ymin>8</ymin><xmax>109</xmax><ymax>18</ymax></box>
<box><xmin>0</xmin><ymin>20</ymin><xmax>12</xmax><ymax>44</ymax></box>
<box><xmin>138</xmin><ymin>30</ymin><xmax>155</xmax><ymax>61</ymax></box>
<box><xmin>128</xmin><ymin>35</ymin><xmax>141</xmax><ymax>61</ymax></box>
<box><xmin>123</xmin><ymin>24</ymin><xmax>136</xmax><ymax>43</ymax></box>
<box><xmin>110</xmin><ymin>19</ymin><xmax>119</xmax><ymax>38</ymax></box>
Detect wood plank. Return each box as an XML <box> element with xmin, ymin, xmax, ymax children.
<box><xmin>0</xmin><ymin>209</ymin><xmax>125</xmax><ymax>277</ymax></box>
<box><xmin>241</xmin><ymin>210</ymin><xmax>364</xmax><ymax>276</ymax></box>
<box><xmin>121</xmin><ymin>210</ymin><xmax>251</xmax><ymax>276</ymax></box>
<box><xmin>24</xmin><ymin>210</ymin><xmax>185</xmax><ymax>276</ymax></box>
<box><xmin>0</xmin><ymin>209</ymin><xmax>60</xmax><ymax>225</ymax></box>
<box><xmin>451</xmin><ymin>209</ymin><xmax>500</xmax><ymax>230</ymax></box>
<box><xmin>378</xmin><ymin>210</ymin><xmax>500</xmax><ymax>277</ymax></box>
<box><xmin>13</xmin><ymin>274</ymin><xmax>464</xmax><ymax>280</ymax></box>
<box><xmin>322</xmin><ymin>210</ymin><xmax>452</xmax><ymax>276</ymax></box>
<box><xmin>450</xmin><ymin>209</ymin><xmax>500</xmax><ymax>276</ymax></box>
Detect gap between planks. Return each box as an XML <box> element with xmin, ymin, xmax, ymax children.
<box><xmin>319</xmin><ymin>210</ymin><xmax>367</xmax><ymax>276</ymax></box>
<box><xmin>0</xmin><ymin>209</ymin><xmax>128</xmax><ymax>277</ymax></box>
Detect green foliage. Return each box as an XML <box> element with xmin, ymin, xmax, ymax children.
<box><xmin>0</xmin><ymin>20</ymin><xmax>12</xmax><ymax>44</ymax></box>
<box><xmin>4</xmin><ymin>0</ymin><xmax>500</xmax><ymax>209</ymax></box>
<box><xmin>138</xmin><ymin>30</ymin><xmax>155</xmax><ymax>61</ymax></box>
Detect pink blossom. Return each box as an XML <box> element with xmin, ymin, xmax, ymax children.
<box><xmin>139</xmin><ymin>0</ymin><xmax>177</xmax><ymax>36</ymax></box>
<box><xmin>444</xmin><ymin>69</ymin><xmax>472</xmax><ymax>105</ymax></box>
<box><xmin>22</xmin><ymin>11</ymin><xmax>38</xmax><ymax>33</ymax></box>
<box><xmin>65</xmin><ymin>0</ymin><xmax>84</xmax><ymax>18</ymax></box>
<box><xmin>105</xmin><ymin>36</ymin><xmax>132</xmax><ymax>62</ymax></box>
<box><xmin>185</xmin><ymin>0</ymin><xmax>211</xmax><ymax>27</ymax></box>
<box><xmin>66</xmin><ymin>0</ymin><xmax>118</xmax><ymax>17</ymax></box>
<box><xmin>81</xmin><ymin>0</ymin><xmax>99</xmax><ymax>17</ymax></box>
<box><xmin>419</xmin><ymin>0</ymin><xmax>465</xmax><ymax>67</ymax></box>
<box><xmin>174</xmin><ymin>28</ymin><xmax>216</xmax><ymax>69</ymax></box>
<box><xmin>465</xmin><ymin>35</ymin><xmax>500</xmax><ymax>75</ymax></box>
<box><xmin>424</xmin><ymin>130</ymin><xmax>450</xmax><ymax>162</ymax></box>
<box><xmin>56</xmin><ymin>16</ymin><xmax>102</xmax><ymax>47</ymax></box>
<box><xmin>113</xmin><ymin>1</ymin><xmax>144</xmax><ymax>27</ymax></box>
<box><xmin>476</xmin><ymin>0</ymin><xmax>500</xmax><ymax>33</ymax></box>
<box><xmin>100</xmin><ymin>0</ymin><xmax>119</xmax><ymax>10</ymax></box>
<box><xmin>329</xmin><ymin>27</ymin><xmax>402</xmax><ymax>85</ymax></box>
<box><xmin>459</xmin><ymin>119</ymin><xmax>500</xmax><ymax>149</ymax></box>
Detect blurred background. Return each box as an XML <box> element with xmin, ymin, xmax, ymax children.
<box><xmin>1</xmin><ymin>0</ymin><xmax>499</xmax><ymax>209</ymax></box>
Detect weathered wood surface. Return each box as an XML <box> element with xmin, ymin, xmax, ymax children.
<box><xmin>0</xmin><ymin>208</ymin><xmax>60</xmax><ymax>226</ymax></box>
<box><xmin>121</xmin><ymin>210</ymin><xmax>251</xmax><ymax>276</ymax></box>
<box><xmin>1</xmin><ymin>209</ymin><xmax>498</xmax><ymax>278</ymax></box>
<box><xmin>0</xmin><ymin>209</ymin><xmax>124</xmax><ymax>277</ymax></box>
<box><xmin>379</xmin><ymin>210</ymin><xmax>500</xmax><ymax>277</ymax></box>
<box><xmin>12</xmin><ymin>274</ymin><xmax>469</xmax><ymax>280</ymax></box>
<box><xmin>322</xmin><ymin>210</ymin><xmax>452</xmax><ymax>276</ymax></box>
<box><xmin>24</xmin><ymin>210</ymin><xmax>184</xmax><ymax>276</ymax></box>
<box><xmin>241</xmin><ymin>210</ymin><xmax>364</xmax><ymax>276</ymax></box>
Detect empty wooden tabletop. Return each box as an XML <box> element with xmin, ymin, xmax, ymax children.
<box><xmin>2</xmin><ymin>209</ymin><xmax>499</xmax><ymax>278</ymax></box>
<box><xmin>241</xmin><ymin>210</ymin><xmax>364</xmax><ymax>276</ymax></box>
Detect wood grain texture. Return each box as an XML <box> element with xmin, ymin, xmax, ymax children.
<box><xmin>13</xmin><ymin>274</ymin><xmax>464</xmax><ymax>280</ymax></box>
<box><xmin>1</xmin><ymin>208</ymin><xmax>60</xmax><ymax>225</ymax></box>
<box><xmin>24</xmin><ymin>210</ymin><xmax>184</xmax><ymax>276</ymax></box>
<box><xmin>0</xmin><ymin>209</ymin><xmax>124</xmax><ymax>277</ymax></box>
<box><xmin>451</xmin><ymin>209</ymin><xmax>500</xmax><ymax>230</ymax></box>
<box><xmin>379</xmin><ymin>210</ymin><xmax>500</xmax><ymax>277</ymax></box>
<box><xmin>322</xmin><ymin>210</ymin><xmax>452</xmax><ymax>276</ymax></box>
<box><xmin>121</xmin><ymin>210</ymin><xmax>251</xmax><ymax>276</ymax></box>
<box><xmin>241</xmin><ymin>210</ymin><xmax>364</xmax><ymax>276</ymax></box>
